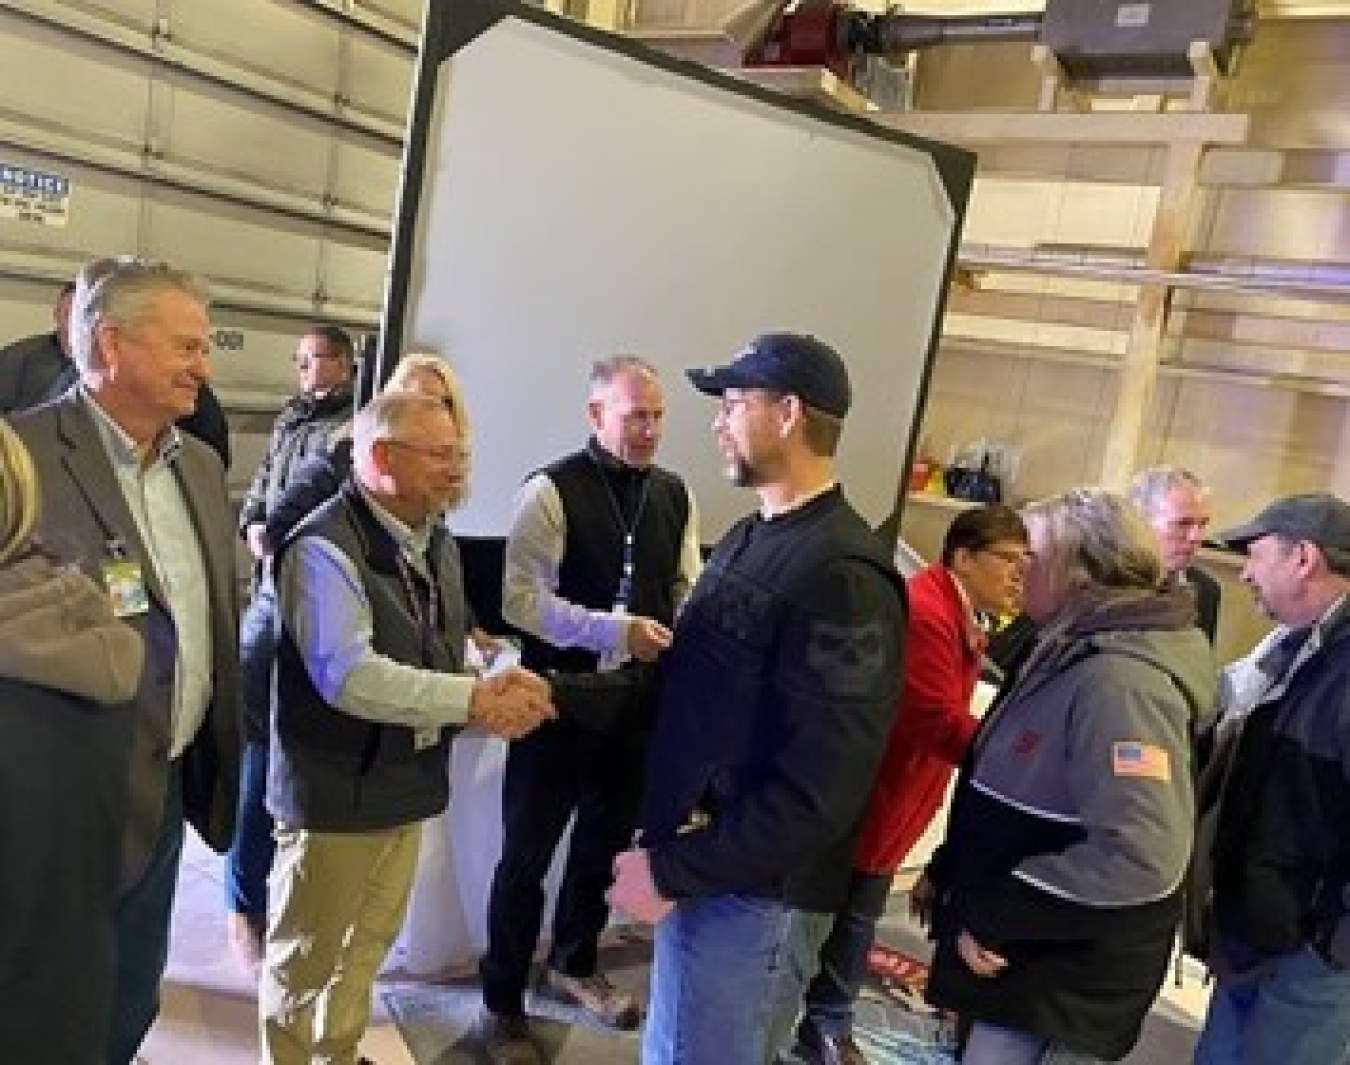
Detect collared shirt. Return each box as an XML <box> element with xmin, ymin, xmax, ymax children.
<box><xmin>1216</xmin><ymin>592</ymin><xmax>1349</xmax><ymax>737</ymax></box>
<box><xmin>276</xmin><ymin>486</ymin><xmax>474</xmax><ymax>737</ymax></box>
<box><xmin>82</xmin><ymin>390</ymin><xmax>213</xmax><ymax>758</ymax></box>
<box><xmin>502</xmin><ymin>467</ymin><xmax>701</xmax><ymax>657</ymax></box>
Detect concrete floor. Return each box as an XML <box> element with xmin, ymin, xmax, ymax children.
<box><xmin>139</xmin><ymin>832</ymin><xmax>1209</xmax><ymax>1064</ymax></box>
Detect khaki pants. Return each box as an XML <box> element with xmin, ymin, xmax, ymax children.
<box><xmin>259</xmin><ymin>822</ymin><xmax>421</xmax><ymax>1065</ymax></box>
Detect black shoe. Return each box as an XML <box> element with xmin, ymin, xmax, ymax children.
<box><xmin>482</xmin><ymin>1011</ymin><xmax>543</xmax><ymax>1065</ymax></box>
<box><xmin>797</xmin><ymin>1022</ymin><xmax>870</xmax><ymax>1065</ymax></box>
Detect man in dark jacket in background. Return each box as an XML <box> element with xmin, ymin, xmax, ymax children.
<box><xmin>608</xmin><ymin>333</ymin><xmax>906</xmax><ymax>1065</ymax></box>
<box><xmin>226</xmin><ymin>323</ymin><xmax>355</xmax><ymax>968</ymax></box>
<box><xmin>0</xmin><ymin>281</ymin><xmax>75</xmax><ymax>413</ymax></box>
<box><xmin>1192</xmin><ymin>493</ymin><xmax>1350</xmax><ymax>1064</ymax></box>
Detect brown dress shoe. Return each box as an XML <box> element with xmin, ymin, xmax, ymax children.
<box><xmin>543</xmin><ymin>968</ymin><xmax>642</xmax><ymax>1030</ymax></box>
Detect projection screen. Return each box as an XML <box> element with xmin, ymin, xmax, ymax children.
<box><xmin>379</xmin><ymin>0</ymin><xmax>975</xmax><ymax>545</ymax></box>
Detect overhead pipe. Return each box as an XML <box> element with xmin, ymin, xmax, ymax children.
<box><xmin>960</xmin><ymin>244</ymin><xmax>1350</xmax><ymax>303</ymax></box>
<box><xmin>845</xmin><ymin>11</ymin><xmax>1043</xmax><ymax>56</ymax></box>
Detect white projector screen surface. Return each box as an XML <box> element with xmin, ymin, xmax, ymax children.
<box><xmin>383</xmin><ymin>4</ymin><xmax>973</xmax><ymax>542</ymax></box>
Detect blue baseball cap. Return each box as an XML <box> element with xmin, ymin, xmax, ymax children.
<box><xmin>687</xmin><ymin>332</ymin><xmax>851</xmax><ymax>419</ymax></box>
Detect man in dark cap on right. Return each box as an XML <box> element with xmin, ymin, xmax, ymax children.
<box><xmin>607</xmin><ymin>332</ymin><xmax>907</xmax><ymax>1065</ymax></box>
<box><xmin>1189</xmin><ymin>492</ymin><xmax>1350</xmax><ymax>1064</ymax></box>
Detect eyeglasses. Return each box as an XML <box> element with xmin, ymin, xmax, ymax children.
<box><xmin>383</xmin><ymin>439</ymin><xmax>470</xmax><ymax>464</ymax></box>
<box><xmin>292</xmin><ymin>351</ymin><xmax>345</xmax><ymax>367</ymax></box>
<box><xmin>981</xmin><ymin>547</ymin><xmax>1031</xmax><ymax>569</ymax></box>
<box><xmin>716</xmin><ymin>390</ymin><xmax>785</xmax><ymax>416</ymax></box>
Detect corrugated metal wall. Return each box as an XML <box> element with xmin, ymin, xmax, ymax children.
<box><xmin>0</xmin><ymin>0</ymin><xmax>420</xmax><ymax>489</ymax></box>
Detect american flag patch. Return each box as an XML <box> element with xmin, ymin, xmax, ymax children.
<box><xmin>1112</xmin><ymin>741</ymin><xmax>1171</xmax><ymax>782</ymax></box>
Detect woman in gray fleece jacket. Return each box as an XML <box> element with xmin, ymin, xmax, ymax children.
<box><xmin>923</xmin><ymin>487</ymin><xmax>1217</xmax><ymax>1063</ymax></box>
<box><xmin>0</xmin><ymin>420</ymin><xmax>144</xmax><ymax>1064</ymax></box>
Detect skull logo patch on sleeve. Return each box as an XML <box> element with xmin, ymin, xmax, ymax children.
<box><xmin>805</xmin><ymin>619</ymin><xmax>887</xmax><ymax>698</ymax></box>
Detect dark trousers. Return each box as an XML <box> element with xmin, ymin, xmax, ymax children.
<box><xmin>479</xmin><ymin>720</ymin><xmax>644</xmax><ymax>1016</ymax></box>
<box><xmin>108</xmin><ymin>762</ymin><xmax>185</xmax><ymax>1065</ymax></box>
<box><xmin>227</xmin><ymin>582</ymin><xmax>278</xmax><ymax>916</ymax></box>
<box><xmin>225</xmin><ymin>740</ymin><xmax>273</xmax><ymax>915</ymax></box>
<box><xmin>800</xmin><ymin>869</ymin><xmax>894</xmax><ymax>1039</ymax></box>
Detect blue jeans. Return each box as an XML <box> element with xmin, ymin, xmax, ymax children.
<box><xmin>1193</xmin><ymin>945</ymin><xmax>1350</xmax><ymax>1064</ymax></box>
<box><xmin>642</xmin><ymin>893</ymin><xmax>832</xmax><ymax>1065</ymax></box>
<box><xmin>961</xmin><ymin>1022</ymin><xmax>1104</xmax><ymax>1064</ymax></box>
<box><xmin>225</xmin><ymin>740</ymin><xmax>274</xmax><ymax>916</ymax></box>
<box><xmin>801</xmin><ymin>870</ymin><xmax>893</xmax><ymax>1038</ymax></box>
<box><xmin>107</xmin><ymin>763</ymin><xmax>185</xmax><ymax>1065</ymax></box>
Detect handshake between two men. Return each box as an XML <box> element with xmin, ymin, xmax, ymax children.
<box><xmin>467</xmin><ymin>614</ymin><xmax>672</xmax><ymax>743</ymax></box>
<box><xmin>468</xmin><ymin>666</ymin><xmax>557</xmax><ymax>740</ymax></box>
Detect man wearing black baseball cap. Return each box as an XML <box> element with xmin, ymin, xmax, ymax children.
<box><xmin>608</xmin><ymin>332</ymin><xmax>907</xmax><ymax>1064</ymax></box>
<box><xmin>1190</xmin><ymin>491</ymin><xmax>1350</xmax><ymax>1063</ymax></box>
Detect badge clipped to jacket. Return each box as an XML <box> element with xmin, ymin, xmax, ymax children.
<box><xmin>101</xmin><ymin>538</ymin><xmax>149</xmax><ymax>618</ymax></box>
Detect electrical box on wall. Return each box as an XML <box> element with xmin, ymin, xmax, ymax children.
<box><xmin>1040</xmin><ymin>0</ymin><xmax>1255</xmax><ymax>77</ymax></box>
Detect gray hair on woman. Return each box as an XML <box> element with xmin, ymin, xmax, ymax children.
<box><xmin>1023</xmin><ymin>487</ymin><xmax>1163</xmax><ymax>594</ymax></box>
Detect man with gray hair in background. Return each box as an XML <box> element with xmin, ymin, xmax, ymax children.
<box><xmin>1189</xmin><ymin>493</ymin><xmax>1350</xmax><ymax>1063</ymax></box>
<box><xmin>11</xmin><ymin>255</ymin><xmax>242</xmax><ymax>1063</ymax></box>
<box><xmin>1128</xmin><ymin>465</ymin><xmax>1222</xmax><ymax>643</ymax></box>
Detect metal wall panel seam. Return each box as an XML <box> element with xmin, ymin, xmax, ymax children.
<box><xmin>0</xmin><ymin>0</ymin><xmax>405</xmax><ymax>144</ymax></box>
<box><xmin>295</xmin><ymin>0</ymin><xmax>420</xmax><ymax>52</ymax></box>
<box><xmin>0</xmin><ymin>116</ymin><xmax>394</xmax><ymax>240</ymax></box>
<box><xmin>0</xmin><ymin>255</ymin><xmax>382</xmax><ymax>327</ymax></box>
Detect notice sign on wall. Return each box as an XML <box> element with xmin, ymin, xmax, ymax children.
<box><xmin>0</xmin><ymin>164</ymin><xmax>71</xmax><ymax>227</ymax></box>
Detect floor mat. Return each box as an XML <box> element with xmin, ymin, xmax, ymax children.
<box><xmin>384</xmin><ymin>897</ymin><xmax>1197</xmax><ymax>1064</ymax></box>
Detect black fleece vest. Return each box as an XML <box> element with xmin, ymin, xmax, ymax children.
<box><xmin>517</xmin><ymin>444</ymin><xmax>689</xmax><ymax>675</ymax></box>
<box><xmin>268</xmin><ymin>484</ymin><xmax>467</xmax><ymax>831</ymax></box>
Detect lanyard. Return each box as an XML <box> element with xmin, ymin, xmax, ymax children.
<box><xmin>590</xmin><ymin>459</ymin><xmax>651</xmax><ymax>611</ymax></box>
<box><xmin>392</xmin><ymin>547</ymin><xmax>441</xmax><ymax>663</ymax></box>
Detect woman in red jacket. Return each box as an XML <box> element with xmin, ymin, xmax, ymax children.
<box><xmin>794</xmin><ymin>503</ymin><xmax>1029</xmax><ymax>1065</ymax></box>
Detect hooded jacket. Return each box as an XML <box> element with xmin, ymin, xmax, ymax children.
<box><xmin>0</xmin><ymin>551</ymin><xmax>143</xmax><ymax>1063</ymax></box>
<box><xmin>926</xmin><ymin>586</ymin><xmax>1216</xmax><ymax>1060</ymax></box>
<box><xmin>0</xmin><ymin>552</ymin><xmax>144</xmax><ymax>700</ymax></box>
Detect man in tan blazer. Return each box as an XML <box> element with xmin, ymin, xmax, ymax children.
<box><xmin>12</xmin><ymin>255</ymin><xmax>241</xmax><ymax>1065</ymax></box>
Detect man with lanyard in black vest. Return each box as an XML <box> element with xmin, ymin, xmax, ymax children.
<box><xmin>479</xmin><ymin>355</ymin><xmax>701</xmax><ymax>1063</ymax></box>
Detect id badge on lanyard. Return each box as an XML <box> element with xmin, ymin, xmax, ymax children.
<box><xmin>101</xmin><ymin>537</ymin><xmax>150</xmax><ymax>618</ymax></box>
